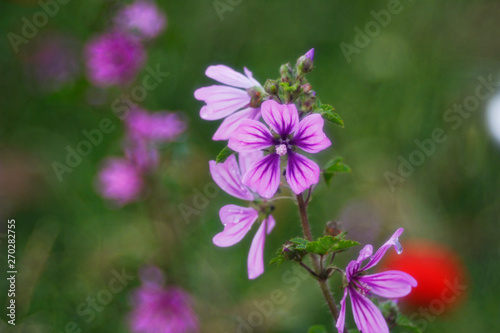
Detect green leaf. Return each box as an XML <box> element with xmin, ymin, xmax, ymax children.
<box><xmin>269</xmin><ymin>253</ymin><xmax>286</xmax><ymax>266</ymax></box>
<box><xmin>396</xmin><ymin>314</ymin><xmax>422</xmax><ymax>333</ymax></box>
<box><xmin>215</xmin><ymin>146</ymin><xmax>235</xmax><ymax>164</ymax></box>
<box><xmin>289</xmin><ymin>237</ymin><xmax>309</xmax><ymax>250</ymax></box>
<box><xmin>323</xmin><ymin>157</ymin><xmax>351</xmax><ymax>186</ymax></box>
<box><xmin>321</xmin><ymin>109</ymin><xmax>344</xmax><ymax>128</ymax></box>
<box><xmin>307</xmin><ymin>325</ymin><xmax>328</xmax><ymax>333</ymax></box>
<box><xmin>305</xmin><ymin>234</ymin><xmax>359</xmax><ymax>255</ymax></box>
<box><xmin>324</xmin><ymin>157</ymin><xmax>351</xmax><ymax>174</ymax></box>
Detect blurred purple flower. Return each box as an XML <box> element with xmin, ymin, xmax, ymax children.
<box><xmin>124</xmin><ymin>140</ymin><xmax>159</xmax><ymax>172</ymax></box>
<box><xmin>210</xmin><ymin>152</ymin><xmax>275</xmax><ymax>279</ymax></box>
<box><xmin>114</xmin><ymin>0</ymin><xmax>167</xmax><ymax>40</ymax></box>
<box><xmin>129</xmin><ymin>266</ymin><xmax>198</xmax><ymax>333</ymax></box>
<box><xmin>228</xmin><ymin>100</ymin><xmax>331</xmax><ymax>198</ymax></box>
<box><xmin>336</xmin><ymin>228</ymin><xmax>418</xmax><ymax>333</ymax></box>
<box><xmin>194</xmin><ymin>65</ymin><xmax>262</xmax><ymax>140</ymax></box>
<box><xmin>97</xmin><ymin>158</ymin><xmax>143</xmax><ymax>206</ymax></box>
<box><xmin>84</xmin><ymin>31</ymin><xmax>146</xmax><ymax>87</ymax></box>
<box><xmin>125</xmin><ymin>108</ymin><xmax>187</xmax><ymax>143</ymax></box>
<box><xmin>24</xmin><ymin>32</ymin><xmax>79</xmax><ymax>92</ymax></box>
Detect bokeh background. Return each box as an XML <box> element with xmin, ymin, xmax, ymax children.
<box><xmin>1</xmin><ymin>0</ymin><xmax>499</xmax><ymax>332</ymax></box>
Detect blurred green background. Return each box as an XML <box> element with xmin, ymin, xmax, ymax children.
<box><xmin>1</xmin><ymin>0</ymin><xmax>500</xmax><ymax>332</ymax></box>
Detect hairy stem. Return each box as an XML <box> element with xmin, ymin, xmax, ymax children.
<box><xmin>296</xmin><ymin>193</ymin><xmax>340</xmax><ymax>322</ymax></box>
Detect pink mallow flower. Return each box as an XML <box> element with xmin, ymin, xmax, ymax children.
<box><xmin>194</xmin><ymin>65</ymin><xmax>262</xmax><ymax>140</ymax></box>
<box><xmin>97</xmin><ymin>158</ymin><xmax>143</xmax><ymax>206</ymax></box>
<box><xmin>336</xmin><ymin>228</ymin><xmax>418</xmax><ymax>333</ymax></box>
<box><xmin>84</xmin><ymin>31</ymin><xmax>146</xmax><ymax>87</ymax></box>
<box><xmin>210</xmin><ymin>152</ymin><xmax>275</xmax><ymax>279</ymax></box>
<box><xmin>129</xmin><ymin>266</ymin><xmax>198</xmax><ymax>333</ymax></box>
<box><xmin>125</xmin><ymin>108</ymin><xmax>186</xmax><ymax>143</ymax></box>
<box><xmin>228</xmin><ymin>100</ymin><xmax>331</xmax><ymax>198</ymax></box>
<box><xmin>114</xmin><ymin>0</ymin><xmax>167</xmax><ymax>40</ymax></box>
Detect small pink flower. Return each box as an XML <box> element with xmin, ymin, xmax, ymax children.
<box><xmin>194</xmin><ymin>65</ymin><xmax>262</xmax><ymax>140</ymax></box>
<box><xmin>210</xmin><ymin>152</ymin><xmax>275</xmax><ymax>279</ymax></box>
<box><xmin>97</xmin><ymin>158</ymin><xmax>143</xmax><ymax>206</ymax></box>
<box><xmin>125</xmin><ymin>108</ymin><xmax>186</xmax><ymax>143</ymax></box>
<box><xmin>228</xmin><ymin>100</ymin><xmax>331</xmax><ymax>198</ymax></box>
<box><xmin>129</xmin><ymin>266</ymin><xmax>198</xmax><ymax>333</ymax></box>
<box><xmin>114</xmin><ymin>0</ymin><xmax>167</xmax><ymax>40</ymax></box>
<box><xmin>84</xmin><ymin>31</ymin><xmax>146</xmax><ymax>87</ymax></box>
<box><xmin>336</xmin><ymin>228</ymin><xmax>418</xmax><ymax>333</ymax></box>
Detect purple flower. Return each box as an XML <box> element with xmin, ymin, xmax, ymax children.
<box><xmin>194</xmin><ymin>65</ymin><xmax>262</xmax><ymax>140</ymax></box>
<box><xmin>124</xmin><ymin>140</ymin><xmax>159</xmax><ymax>172</ymax></box>
<box><xmin>97</xmin><ymin>158</ymin><xmax>143</xmax><ymax>206</ymax></box>
<box><xmin>84</xmin><ymin>31</ymin><xmax>146</xmax><ymax>87</ymax></box>
<box><xmin>210</xmin><ymin>152</ymin><xmax>275</xmax><ymax>279</ymax></box>
<box><xmin>24</xmin><ymin>32</ymin><xmax>80</xmax><ymax>92</ymax></box>
<box><xmin>114</xmin><ymin>0</ymin><xmax>167</xmax><ymax>40</ymax></box>
<box><xmin>228</xmin><ymin>100</ymin><xmax>331</xmax><ymax>198</ymax></box>
<box><xmin>125</xmin><ymin>108</ymin><xmax>186</xmax><ymax>143</ymax></box>
<box><xmin>336</xmin><ymin>228</ymin><xmax>418</xmax><ymax>333</ymax></box>
<box><xmin>129</xmin><ymin>266</ymin><xmax>198</xmax><ymax>333</ymax></box>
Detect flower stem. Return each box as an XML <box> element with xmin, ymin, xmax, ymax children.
<box><xmin>296</xmin><ymin>193</ymin><xmax>340</xmax><ymax>322</ymax></box>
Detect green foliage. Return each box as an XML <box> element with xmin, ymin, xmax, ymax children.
<box><xmin>323</xmin><ymin>157</ymin><xmax>351</xmax><ymax>185</ymax></box>
<box><xmin>305</xmin><ymin>234</ymin><xmax>359</xmax><ymax>255</ymax></box>
<box><xmin>377</xmin><ymin>300</ymin><xmax>422</xmax><ymax>333</ymax></box>
<box><xmin>315</xmin><ymin>100</ymin><xmax>344</xmax><ymax>127</ymax></box>
<box><xmin>215</xmin><ymin>146</ymin><xmax>235</xmax><ymax>164</ymax></box>
<box><xmin>270</xmin><ymin>233</ymin><xmax>358</xmax><ymax>265</ymax></box>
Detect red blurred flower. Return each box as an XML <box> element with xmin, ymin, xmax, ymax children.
<box><xmin>380</xmin><ymin>240</ymin><xmax>468</xmax><ymax>314</ymax></box>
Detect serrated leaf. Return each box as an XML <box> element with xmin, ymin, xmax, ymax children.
<box><xmin>215</xmin><ymin>146</ymin><xmax>235</xmax><ymax>164</ymax></box>
<box><xmin>305</xmin><ymin>234</ymin><xmax>359</xmax><ymax>255</ymax></box>
<box><xmin>307</xmin><ymin>325</ymin><xmax>328</xmax><ymax>333</ymax></box>
<box><xmin>289</xmin><ymin>237</ymin><xmax>309</xmax><ymax>250</ymax></box>
<box><xmin>321</xmin><ymin>109</ymin><xmax>344</xmax><ymax>128</ymax></box>
<box><xmin>269</xmin><ymin>254</ymin><xmax>286</xmax><ymax>266</ymax></box>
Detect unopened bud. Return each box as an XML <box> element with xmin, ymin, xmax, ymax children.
<box><xmin>264</xmin><ymin>79</ymin><xmax>279</xmax><ymax>95</ymax></box>
<box><xmin>280</xmin><ymin>63</ymin><xmax>293</xmax><ymax>83</ymax></box>
<box><xmin>325</xmin><ymin>221</ymin><xmax>342</xmax><ymax>237</ymax></box>
<box><xmin>297</xmin><ymin>48</ymin><xmax>315</xmax><ymax>74</ymax></box>
<box><xmin>247</xmin><ymin>87</ymin><xmax>263</xmax><ymax>108</ymax></box>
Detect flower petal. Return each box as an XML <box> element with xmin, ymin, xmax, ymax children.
<box><xmin>361</xmin><ymin>228</ymin><xmax>404</xmax><ymax>272</ymax></box>
<box><xmin>346</xmin><ymin>245</ymin><xmax>373</xmax><ymax>280</ymax></box>
<box><xmin>336</xmin><ymin>288</ymin><xmax>348</xmax><ymax>333</ymax></box>
<box><xmin>261</xmin><ymin>100</ymin><xmax>299</xmax><ymax>137</ymax></box>
<box><xmin>206</xmin><ymin>65</ymin><xmax>255</xmax><ymax>89</ymax></box>
<box><xmin>212</xmin><ymin>108</ymin><xmax>261</xmax><ymax>141</ymax></box>
<box><xmin>213</xmin><ymin>205</ymin><xmax>258</xmax><ymax>247</ymax></box>
<box><xmin>247</xmin><ymin>215</ymin><xmax>275</xmax><ymax>279</ymax></box>
<box><xmin>243</xmin><ymin>67</ymin><xmax>262</xmax><ymax>88</ymax></box>
<box><xmin>209</xmin><ymin>155</ymin><xmax>254</xmax><ymax>200</ymax></box>
<box><xmin>195</xmin><ymin>85</ymin><xmax>250</xmax><ymax>120</ymax></box>
<box><xmin>357</xmin><ymin>270</ymin><xmax>418</xmax><ymax>299</ymax></box>
<box><xmin>286</xmin><ymin>152</ymin><xmax>320</xmax><ymax>195</ymax></box>
<box><xmin>292</xmin><ymin>114</ymin><xmax>331</xmax><ymax>153</ymax></box>
<box><xmin>238</xmin><ymin>150</ymin><xmax>264</xmax><ymax>177</ymax></box>
<box><xmin>242</xmin><ymin>153</ymin><xmax>281</xmax><ymax>199</ymax></box>
<box><xmin>228</xmin><ymin>120</ymin><xmax>274</xmax><ymax>152</ymax></box>
<box><xmin>350</xmin><ymin>287</ymin><xmax>389</xmax><ymax>333</ymax></box>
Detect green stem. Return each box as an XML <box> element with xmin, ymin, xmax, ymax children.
<box><xmin>296</xmin><ymin>193</ymin><xmax>340</xmax><ymax>322</ymax></box>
